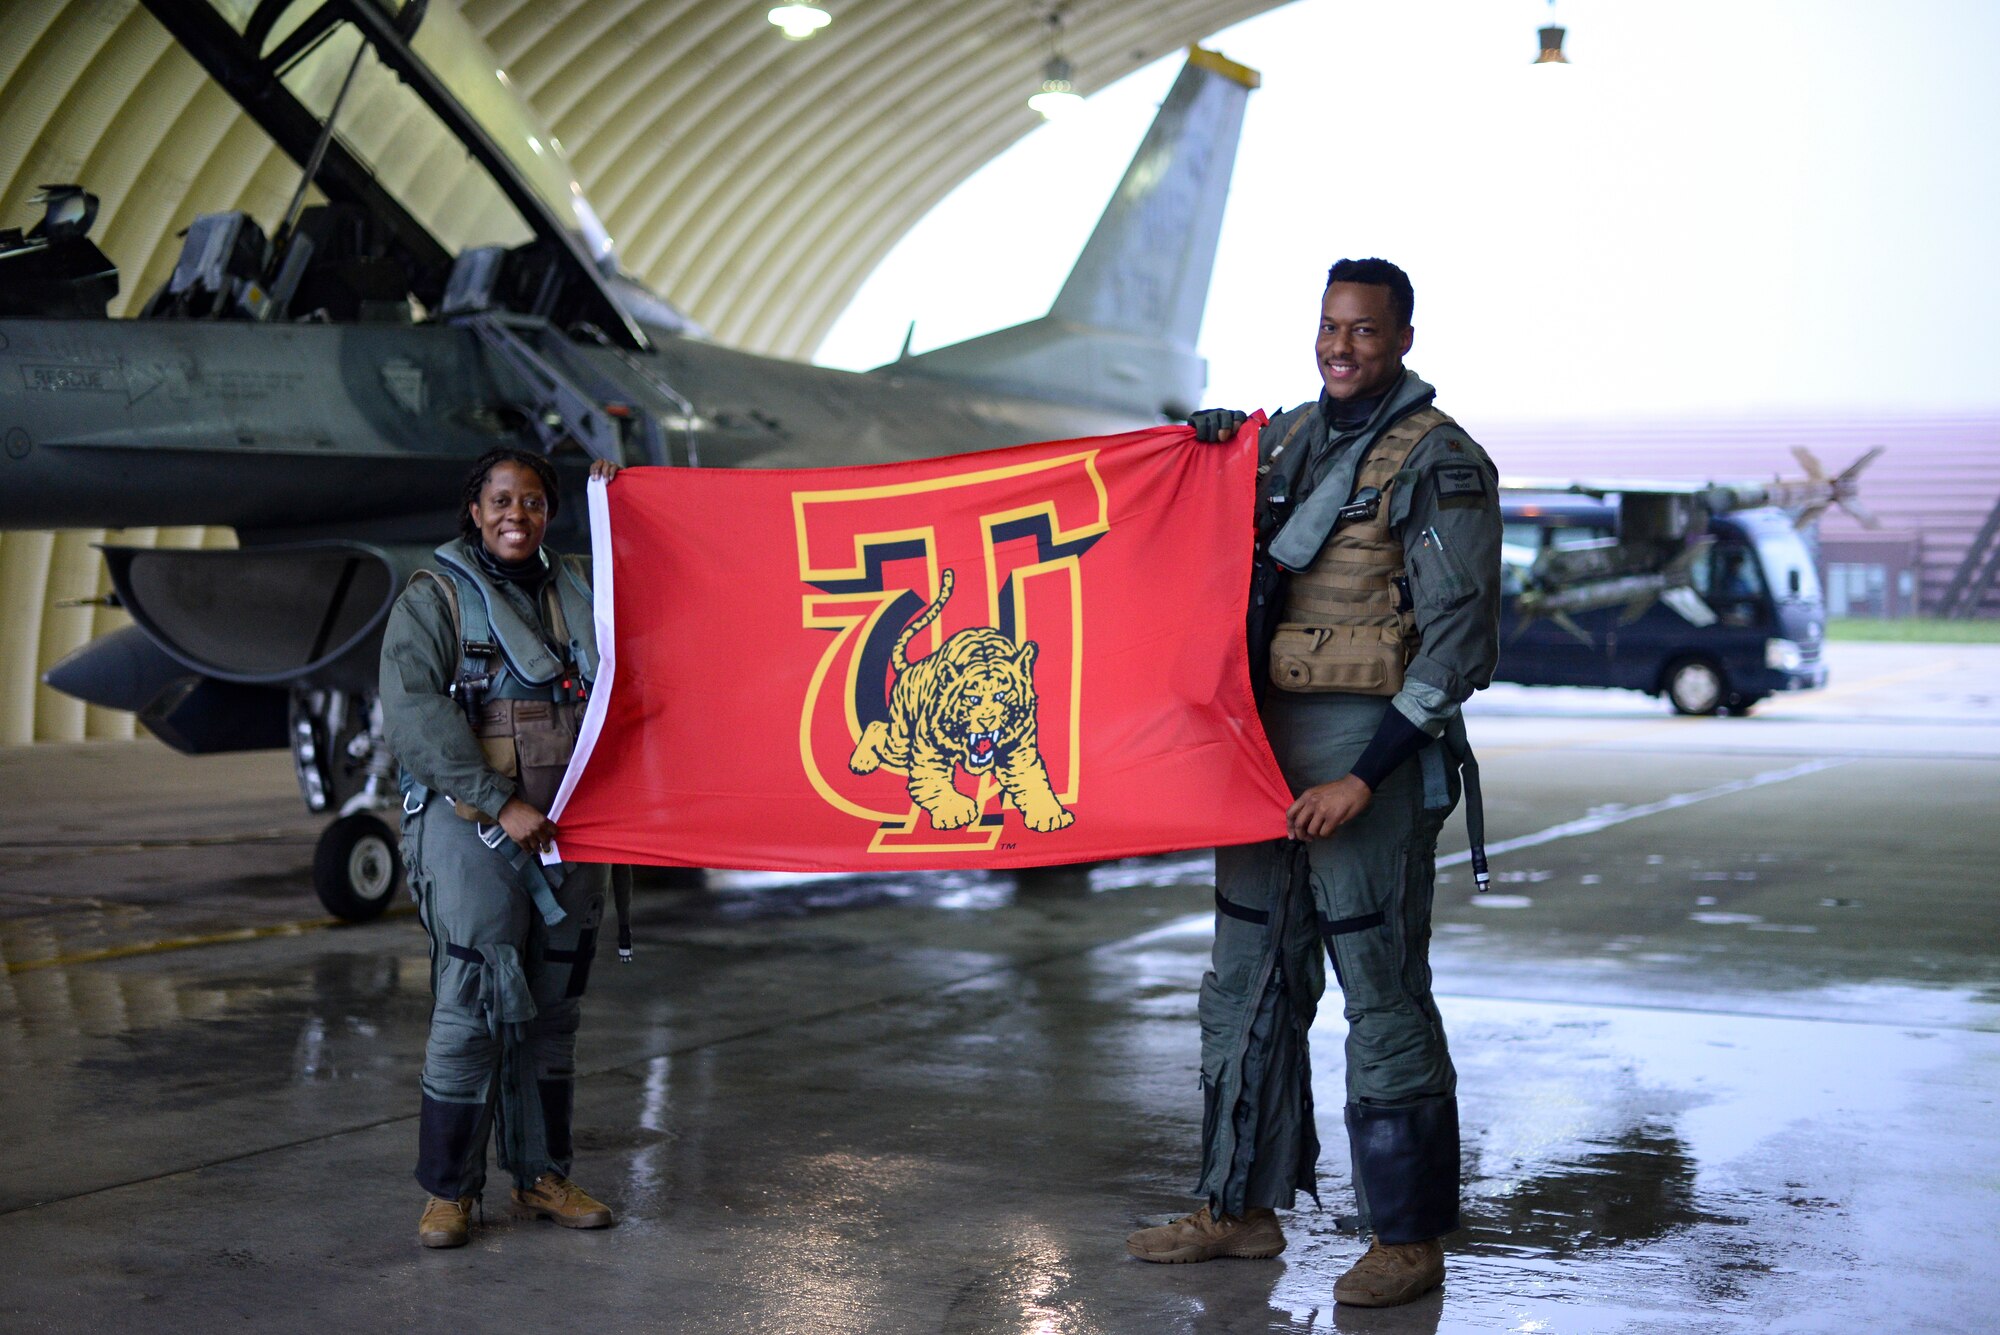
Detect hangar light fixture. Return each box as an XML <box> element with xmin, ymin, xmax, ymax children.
<box><xmin>1029</xmin><ymin>56</ymin><xmax>1083</xmax><ymax>119</ymax></box>
<box><xmin>1028</xmin><ymin>11</ymin><xmax>1083</xmax><ymax>119</ymax></box>
<box><xmin>768</xmin><ymin>2</ymin><xmax>831</xmax><ymax>40</ymax></box>
<box><xmin>1534</xmin><ymin>0</ymin><xmax>1570</xmax><ymax>64</ymax></box>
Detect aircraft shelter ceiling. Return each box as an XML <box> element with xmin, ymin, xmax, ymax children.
<box><xmin>1</xmin><ymin>0</ymin><xmax>1286</xmax><ymax>361</ymax></box>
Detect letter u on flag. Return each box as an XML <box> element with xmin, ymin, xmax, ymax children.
<box><xmin>546</xmin><ymin>420</ymin><xmax>1290</xmax><ymax>871</ymax></box>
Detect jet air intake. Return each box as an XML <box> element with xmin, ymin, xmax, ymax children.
<box><xmin>102</xmin><ymin>542</ymin><xmax>429</xmax><ymax>691</ymax></box>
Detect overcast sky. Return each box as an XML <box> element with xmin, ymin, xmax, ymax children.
<box><xmin>816</xmin><ymin>0</ymin><xmax>2000</xmax><ymax>425</ymax></box>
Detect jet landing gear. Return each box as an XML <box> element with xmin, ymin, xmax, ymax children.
<box><xmin>314</xmin><ymin>812</ymin><xmax>401</xmax><ymax>921</ymax></box>
<box><xmin>292</xmin><ymin>687</ymin><xmax>403</xmax><ymax>921</ymax></box>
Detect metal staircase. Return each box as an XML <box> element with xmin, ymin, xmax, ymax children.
<box><xmin>1936</xmin><ymin>489</ymin><xmax>2000</xmax><ymax>618</ymax></box>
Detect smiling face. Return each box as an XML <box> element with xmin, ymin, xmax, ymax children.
<box><xmin>1316</xmin><ymin>281</ymin><xmax>1413</xmax><ymax>402</ymax></box>
<box><xmin>468</xmin><ymin>460</ymin><xmax>550</xmax><ymax>562</ymax></box>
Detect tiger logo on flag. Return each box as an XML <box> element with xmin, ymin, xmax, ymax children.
<box><xmin>847</xmin><ymin>569</ymin><xmax>1073</xmax><ymax>833</ymax></box>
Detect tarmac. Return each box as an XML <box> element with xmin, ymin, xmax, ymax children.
<box><xmin>2</xmin><ymin>640</ymin><xmax>1996</xmax><ymax>1334</ymax></box>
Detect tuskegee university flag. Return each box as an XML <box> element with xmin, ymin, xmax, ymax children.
<box><xmin>544</xmin><ymin>418</ymin><xmax>1291</xmax><ymax>872</ymax></box>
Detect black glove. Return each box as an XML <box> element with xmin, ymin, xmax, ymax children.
<box><xmin>1186</xmin><ymin>408</ymin><xmax>1248</xmax><ymax>444</ymax></box>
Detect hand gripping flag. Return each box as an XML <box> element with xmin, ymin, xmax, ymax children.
<box><xmin>545</xmin><ymin>419</ymin><xmax>1291</xmax><ymax>871</ymax></box>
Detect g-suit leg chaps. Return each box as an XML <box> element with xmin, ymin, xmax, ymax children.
<box><xmin>1196</xmin><ymin>838</ymin><xmax>1325</xmax><ymax>1218</ymax></box>
<box><xmin>404</xmin><ymin>806</ymin><xmax>607</xmax><ymax>1202</ymax></box>
<box><xmin>1197</xmin><ymin>692</ymin><xmax>1462</xmax><ymax>1244</ymax></box>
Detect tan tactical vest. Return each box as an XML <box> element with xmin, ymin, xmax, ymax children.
<box><xmin>1269</xmin><ymin>406</ymin><xmax>1453</xmax><ymax>697</ymax></box>
<box><xmin>412</xmin><ymin>567</ymin><xmax>586</xmax><ymax>821</ymax></box>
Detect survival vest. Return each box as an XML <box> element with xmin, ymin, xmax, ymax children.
<box><xmin>1267</xmin><ymin>406</ymin><xmax>1453</xmax><ymax>697</ymax></box>
<box><xmin>403</xmin><ymin>543</ymin><xmax>635</xmax><ymax>952</ymax></box>
<box><xmin>410</xmin><ymin>539</ymin><xmax>599</xmax><ymax>819</ymax></box>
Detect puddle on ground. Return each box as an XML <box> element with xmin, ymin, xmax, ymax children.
<box><xmin>1236</xmin><ymin>990</ymin><xmax>1989</xmax><ymax>1330</ymax></box>
<box><xmin>694</xmin><ymin>854</ymin><xmax>1211</xmax><ymax>923</ymax></box>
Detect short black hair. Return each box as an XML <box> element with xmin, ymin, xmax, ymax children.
<box><xmin>458</xmin><ymin>447</ymin><xmax>560</xmax><ymax>544</ymax></box>
<box><xmin>1325</xmin><ymin>257</ymin><xmax>1414</xmax><ymax>328</ymax></box>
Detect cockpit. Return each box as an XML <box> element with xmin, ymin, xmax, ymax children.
<box><xmin>0</xmin><ymin>0</ymin><xmax>701</xmax><ymax>341</ymax></box>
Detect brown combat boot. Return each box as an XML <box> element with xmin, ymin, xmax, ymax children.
<box><xmin>1126</xmin><ymin>1204</ymin><xmax>1286</xmax><ymax>1263</ymax></box>
<box><xmin>1333</xmin><ymin>1237</ymin><xmax>1445</xmax><ymax>1306</ymax></box>
<box><xmin>418</xmin><ymin>1195</ymin><xmax>476</xmax><ymax>1249</ymax></box>
<box><xmin>510</xmin><ymin>1172</ymin><xmax>615</xmax><ymax>1229</ymax></box>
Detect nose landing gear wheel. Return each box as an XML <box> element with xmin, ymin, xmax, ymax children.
<box><xmin>1665</xmin><ymin>657</ymin><xmax>1726</xmax><ymax>716</ymax></box>
<box><xmin>314</xmin><ymin>812</ymin><xmax>402</xmax><ymax>921</ymax></box>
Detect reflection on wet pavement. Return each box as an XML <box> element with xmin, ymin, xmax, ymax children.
<box><xmin>1</xmin><ymin>645</ymin><xmax>1997</xmax><ymax>1332</ymax></box>
<box><xmin>10</xmin><ymin>863</ymin><xmax>1982</xmax><ymax>1331</ymax></box>
<box><xmin>1474</xmin><ymin>1124</ymin><xmax>1743</xmax><ymax>1257</ymax></box>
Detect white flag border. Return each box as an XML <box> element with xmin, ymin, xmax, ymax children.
<box><xmin>542</xmin><ymin>475</ymin><xmax>616</xmax><ymax>864</ymax></box>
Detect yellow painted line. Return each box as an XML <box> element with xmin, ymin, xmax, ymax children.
<box><xmin>1756</xmin><ymin>657</ymin><xmax>1959</xmax><ymax>712</ymax></box>
<box><xmin>0</xmin><ymin>832</ymin><xmax>306</xmax><ymax>852</ymax></box>
<box><xmin>1478</xmin><ymin>657</ymin><xmax>1965</xmax><ymax>759</ymax></box>
<box><xmin>3</xmin><ymin>903</ymin><xmax>417</xmax><ymax>974</ymax></box>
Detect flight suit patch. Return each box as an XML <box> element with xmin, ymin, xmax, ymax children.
<box><xmin>1436</xmin><ymin>462</ymin><xmax>1487</xmax><ymax>509</ymax></box>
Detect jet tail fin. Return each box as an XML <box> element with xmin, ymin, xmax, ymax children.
<box><xmin>898</xmin><ymin>46</ymin><xmax>1259</xmax><ymax>421</ymax></box>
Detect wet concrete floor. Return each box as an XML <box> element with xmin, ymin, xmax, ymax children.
<box><xmin>2</xmin><ymin>642</ymin><xmax>1996</xmax><ymax>1333</ymax></box>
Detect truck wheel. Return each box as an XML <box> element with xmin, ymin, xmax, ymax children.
<box><xmin>1665</xmin><ymin>657</ymin><xmax>1726</xmax><ymax>716</ymax></box>
<box><xmin>313</xmin><ymin>812</ymin><xmax>402</xmax><ymax>922</ymax></box>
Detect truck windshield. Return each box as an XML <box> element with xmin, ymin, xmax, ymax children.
<box><xmin>1745</xmin><ymin>517</ymin><xmax>1824</xmax><ymax>603</ymax></box>
<box><xmin>1695</xmin><ymin>543</ymin><xmax>1766</xmax><ymax>604</ymax></box>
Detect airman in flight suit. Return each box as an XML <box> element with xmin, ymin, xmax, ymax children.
<box><xmin>1127</xmin><ymin>258</ymin><xmax>1502</xmax><ymax>1308</ymax></box>
<box><xmin>381</xmin><ymin>448</ymin><xmax>618</xmax><ymax>1249</ymax></box>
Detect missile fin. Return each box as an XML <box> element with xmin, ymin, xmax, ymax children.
<box><xmin>1616</xmin><ymin>596</ymin><xmax>1657</xmax><ymax>626</ymax></box>
<box><xmin>1553</xmin><ymin>612</ymin><xmax>1595</xmax><ymax>647</ymax></box>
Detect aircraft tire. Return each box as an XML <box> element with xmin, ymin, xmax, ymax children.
<box><xmin>314</xmin><ymin>812</ymin><xmax>402</xmax><ymax>922</ymax></box>
<box><xmin>1664</xmin><ymin>656</ymin><xmax>1727</xmax><ymax>716</ymax></box>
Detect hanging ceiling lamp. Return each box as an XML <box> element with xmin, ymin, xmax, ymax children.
<box><xmin>1534</xmin><ymin>1</ymin><xmax>1570</xmax><ymax>64</ymax></box>
<box><xmin>1028</xmin><ymin>11</ymin><xmax>1083</xmax><ymax>119</ymax></box>
<box><xmin>768</xmin><ymin>2</ymin><xmax>831</xmax><ymax>41</ymax></box>
<box><xmin>1029</xmin><ymin>56</ymin><xmax>1082</xmax><ymax>119</ymax></box>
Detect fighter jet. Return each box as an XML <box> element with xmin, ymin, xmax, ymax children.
<box><xmin>0</xmin><ymin>0</ymin><xmax>1259</xmax><ymax>918</ymax></box>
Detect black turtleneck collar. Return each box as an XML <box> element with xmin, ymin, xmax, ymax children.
<box><xmin>472</xmin><ymin>541</ymin><xmax>550</xmax><ymax>589</ymax></box>
<box><xmin>1319</xmin><ymin>384</ymin><xmax>1391</xmax><ymax>434</ymax></box>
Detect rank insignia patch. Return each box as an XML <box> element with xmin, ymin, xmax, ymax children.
<box><xmin>1437</xmin><ymin>462</ymin><xmax>1486</xmax><ymax>499</ymax></box>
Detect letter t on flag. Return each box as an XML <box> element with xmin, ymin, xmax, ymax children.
<box><xmin>547</xmin><ymin>420</ymin><xmax>1290</xmax><ymax>871</ymax></box>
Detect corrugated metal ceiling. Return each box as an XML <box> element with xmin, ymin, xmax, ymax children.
<box><xmin>2</xmin><ymin>0</ymin><xmax>1287</xmax><ymax>359</ymax></box>
<box><xmin>0</xmin><ymin>0</ymin><xmax>1287</xmax><ymax>744</ymax></box>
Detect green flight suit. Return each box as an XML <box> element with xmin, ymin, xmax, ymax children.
<box><xmin>1196</xmin><ymin>371</ymin><xmax>1502</xmax><ymax>1244</ymax></box>
<box><xmin>380</xmin><ymin>543</ymin><xmax>608</xmax><ymax>1202</ymax></box>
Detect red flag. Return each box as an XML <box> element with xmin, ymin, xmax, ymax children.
<box><xmin>547</xmin><ymin>420</ymin><xmax>1289</xmax><ymax>871</ymax></box>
